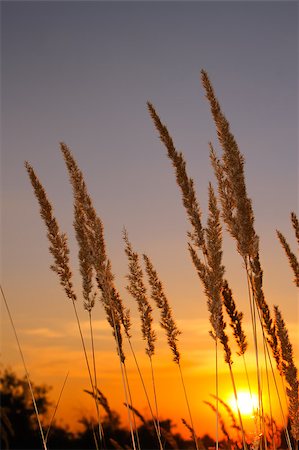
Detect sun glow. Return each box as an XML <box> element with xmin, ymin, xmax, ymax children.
<box><xmin>228</xmin><ymin>392</ymin><xmax>259</xmax><ymax>417</ymax></box>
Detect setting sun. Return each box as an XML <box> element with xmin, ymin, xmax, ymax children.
<box><xmin>229</xmin><ymin>392</ymin><xmax>259</xmax><ymax>417</ymax></box>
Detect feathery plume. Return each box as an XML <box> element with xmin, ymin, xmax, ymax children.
<box><xmin>60</xmin><ymin>142</ymin><xmax>107</xmax><ymax>276</ymax></box>
<box><xmin>201</xmin><ymin>72</ymin><xmax>259</xmax><ymax>260</ymax></box>
<box><xmin>277</xmin><ymin>222</ymin><xmax>299</xmax><ymax>288</ymax></box>
<box><xmin>61</xmin><ymin>143</ymin><xmax>130</xmax><ymax>360</ymax></box>
<box><xmin>74</xmin><ymin>201</ymin><xmax>96</xmax><ymax>311</ymax></box>
<box><xmin>210</xmin><ymin>395</ymin><xmax>241</xmax><ymax>433</ymax></box>
<box><xmin>85</xmin><ymin>388</ymin><xmax>113</xmax><ymax>422</ymax></box>
<box><xmin>143</xmin><ymin>254</ymin><xmax>181</xmax><ymax>364</ymax></box>
<box><xmin>250</xmin><ymin>255</ymin><xmax>280</xmax><ymax>367</ymax></box>
<box><xmin>201</xmin><ymin>74</ymin><xmax>281</xmax><ymax>373</ymax></box>
<box><xmin>274</xmin><ymin>306</ymin><xmax>299</xmax><ymax>441</ymax></box>
<box><xmin>59</xmin><ymin>142</ymin><xmax>97</xmax><ymax>310</ymax></box>
<box><xmin>124</xmin><ymin>404</ymin><xmax>146</xmax><ymax>425</ymax></box>
<box><xmin>291</xmin><ymin>212</ymin><xmax>299</xmax><ymax>246</ymax></box>
<box><xmin>147</xmin><ymin>102</ymin><xmax>233</xmax><ymax>365</ymax></box>
<box><xmin>25</xmin><ymin>162</ymin><xmax>76</xmax><ymax>302</ymax></box>
<box><xmin>147</xmin><ymin>102</ymin><xmax>205</xmax><ymax>250</ymax></box>
<box><xmin>189</xmin><ymin>185</ymin><xmax>231</xmax><ymax>364</ymax></box>
<box><xmin>221</xmin><ymin>280</ymin><xmax>247</xmax><ymax>356</ymax></box>
<box><xmin>181</xmin><ymin>419</ymin><xmax>205</xmax><ymax>450</ymax></box>
<box><xmin>123</xmin><ymin>230</ymin><xmax>156</xmax><ymax>356</ymax></box>
<box><xmin>204</xmin><ymin>401</ymin><xmax>233</xmax><ymax>446</ymax></box>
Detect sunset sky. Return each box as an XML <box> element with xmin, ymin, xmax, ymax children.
<box><xmin>1</xmin><ymin>0</ymin><xmax>298</xmax><ymax>440</ymax></box>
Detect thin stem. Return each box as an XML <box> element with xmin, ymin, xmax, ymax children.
<box><xmin>178</xmin><ymin>362</ymin><xmax>199</xmax><ymax>450</ymax></box>
<box><xmin>149</xmin><ymin>355</ymin><xmax>161</xmax><ymax>438</ymax></box>
<box><xmin>119</xmin><ymin>359</ymin><xmax>137</xmax><ymax>450</ymax></box>
<box><xmin>263</xmin><ymin>337</ymin><xmax>274</xmax><ymax>450</ymax></box>
<box><xmin>1</xmin><ymin>285</ymin><xmax>48</xmax><ymax>450</ymax></box>
<box><xmin>71</xmin><ymin>301</ymin><xmax>101</xmax><ymax>449</ymax></box>
<box><xmin>215</xmin><ymin>338</ymin><xmax>219</xmax><ymax>450</ymax></box>
<box><xmin>92</xmin><ymin>421</ymin><xmax>100</xmax><ymax>450</ymax></box>
<box><xmin>246</xmin><ymin>276</ymin><xmax>292</xmax><ymax>450</ymax></box>
<box><xmin>127</xmin><ymin>338</ymin><xmax>163</xmax><ymax>450</ymax></box>
<box><xmin>123</xmin><ymin>362</ymin><xmax>141</xmax><ymax>450</ymax></box>
<box><xmin>107</xmin><ymin>303</ymin><xmax>137</xmax><ymax>450</ymax></box>
<box><xmin>89</xmin><ymin>310</ymin><xmax>104</xmax><ymax>444</ymax></box>
<box><xmin>244</xmin><ymin>258</ymin><xmax>263</xmax><ymax>435</ymax></box>
<box><xmin>245</xmin><ymin>290</ymin><xmax>292</xmax><ymax>450</ymax></box>
<box><xmin>242</xmin><ymin>354</ymin><xmax>259</xmax><ymax>438</ymax></box>
<box><xmin>257</xmin><ymin>312</ymin><xmax>293</xmax><ymax>450</ymax></box>
<box><xmin>45</xmin><ymin>371</ymin><xmax>69</xmax><ymax>443</ymax></box>
<box><xmin>228</xmin><ymin>363</ymin><xmax>247</xmax><ymax>450</ymax></box>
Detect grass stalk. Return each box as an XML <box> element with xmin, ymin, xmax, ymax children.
<box><xmin>255</xmin><ymin>307</ymin><xmax>292</xmax><ymax>450</ymax></box>
<box><xmin>149</xmin><ymin>355</ymin><xmax>161</xmax><ymax>438</ymax></box>
<box><xmin>263</xmin><ymin>338</ymin><xmax>275</xmax><ymax>450</ymax></box>
<box><xmin>119</xmin><ymin>359</ymin><xmax>137</xmax><ymax>450</ymax></box>
<box><xmin>71</xmin><ymin>300</ymin><xmax>102</xmax><ymax>448</ymax></box>
<box><xmin>242</xmin><ymin>353</ymin><xmax>259</xmax><ymax>438</ymax></box>
<box><xmin>1</xmin><ymin>285</ymin><xmax>48</xmax><ymax>450</ymax></box>
<box><xmin>107</xmin><ymin>301</ymin><xmax>137</xmax><ymax>450</ymax></box>
<box><xmin>45</xmin><ymin>371</ymin><xmax>69</xmax><ymax>443</ymax></box>
<box><xmin>89</xmin><ymin>310</ymin><xmax>104</xmax><ymax>444</ymax></box>
<box><xmin>126</xmin><ymin>338</ymin><xmax>163</xmax><ymax>450</ymax></box>
<box><xmin>178</xmin><ymin>362</ymin><xmax>199</xmax><ymax>450</ymax></box>
<box><xmin>215</xmin><ymin>338</ymin><xmax>219</xmax><ymax>450</ymax></box>
<box><xmin>123</xmin><ymin>362</ymin><xmax>142</xmax><ymax>450</ymax></box>
<box><xmin>244</xmin><ymin>260</ymin><xmax>263</xmax><ymax>435</ymax></box>
<box><xmin>227</xmin><ymin>363</ymin><xmax>247</xmax><ymax>450</ymax></box>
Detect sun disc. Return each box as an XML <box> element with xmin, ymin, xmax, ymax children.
<box><xmin>229</xmin><ymin>391</ymin><xmax>259</xmax><ymax>416</ymax></box>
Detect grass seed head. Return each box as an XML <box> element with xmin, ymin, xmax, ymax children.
<box><xmin>25</xmin><ymin>162</ymin><xmax>76</xmax><ymax>302</ymax></box>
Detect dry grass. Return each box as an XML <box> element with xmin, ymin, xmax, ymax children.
<box><xmin>8</xmin><ymin>70</ymin><xmax>297</xmax><ymax>450</ymax></box>
<box><xmin>277</xmin><ymin>212</ymin><xmax>299</xmax><ymax>288</ymax></box>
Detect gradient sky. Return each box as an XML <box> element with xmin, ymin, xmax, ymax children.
<box><xmin>1</xmin><ymin>0</ymin><xmax>298</xmax><ymax>439</ymax></box>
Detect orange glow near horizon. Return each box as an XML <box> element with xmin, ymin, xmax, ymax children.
<box><xmin>2</xmin><ymin>311</ymin><xmax>296</xmax><ymax>439</ymax></box>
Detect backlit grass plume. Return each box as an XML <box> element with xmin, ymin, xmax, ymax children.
<box><xmin>25</xmin><ymin>161</ymin><xmax>100</xmax><ymax>446</ymax></box>
<box><xmin>25</xmin><ymin>162</ymin><xmax>76</xmax><ymax>303</ymax></box>
<box><xmin>61</xmin><ymin>143</ymin><xmax>97</xmax><ymax>311</ymax></box>
<box><xmin>123</xmin><ymin>231</ymin><xmax>164</xmax><ymax>445</ymax></box>
<box><xmin>143</xmin><ymin>254</ymin><xmax>181</xmax><ymax>364</ymax></box>
<box><xmin>201</xmin><ymin>72</ymin><xmax>281</xmax><ymax>374</ymax></box>
<box><xmin>85</xmin><ymin>388</ymin><xmax>114</xmax><ymax>423</ymax></box>
<box><xmin>143</xmin><ymin>254</ymin><xmax>200</xmax><ymax>450</ymax></box>
<box><xmin>221</xmin><ymin>280</ymin><xmax>247</xmax><ymax>357</ymax></box>
<box><xmin>123</xmin><ymin>230</ymin><xmax>156</xmax><ymax>357</ymax></box>
<box><xmin>274</xmin><ymin>306</ymin><xmax>299</xmax><ymax>443</ymax></box>
<box><xmin>61</xmin><ymin>143</ymin><xmax>130</xmax><ymax>360</ymax></box>
<box><xmin>147</xmin><ymin>102</ymin><xmax>205</xmax><ymax>251</ymax></box>
<box><xmin>201</xmin><ymin>71</ymin><xmax>258</xmax><ymax>261</ymax></box>
<box><xmin>188</xmin><ymin>184</ymin><xmax>231</xmax><ymax>365</ymax></box>
<box><xmin>291</xmin><ymin>212</ymin><xmax>299</xmax><ymax>245</ymax></box>
<box><xmin>147</xmin><ymin>101</ymin><xmax>247</xmax><ymax>447</ymax></box>
<box><xmin>61</xmin><ymin>143</ymin><xmax>138</xmax><ymax>450</ymax></box>
<box><xmin>147</xmin><ymin>102</ymin><xmax>233</xmax><ymax>364</ymax></box>
<box><xmin>277</xmin><ymin>212</ymin><xmax>299</xmax><ymax>287</ymax></box>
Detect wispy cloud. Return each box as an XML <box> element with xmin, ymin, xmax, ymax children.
<box><xmin>21</xmin><ymin>327</ymin><xmax>63</xmax><ymax>338</ymax></box>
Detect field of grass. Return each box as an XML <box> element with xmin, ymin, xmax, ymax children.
<box><xmin>1</xmin><ymin>71</ymin><xmax>298</xmax><ymax>450</ymax></box>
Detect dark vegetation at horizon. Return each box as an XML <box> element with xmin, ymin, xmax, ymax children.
<box><xmin>0</xmin><ymin>368</ymin><xmax>228</xmax><ymax>450</ymax></box>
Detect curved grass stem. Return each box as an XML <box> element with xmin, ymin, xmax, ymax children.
<box><xmin>178</xmin><ymin>362</ymin><xmax>199</xmax><ymax>450</ymax></box>
<box><xmin>127</xmin><ymin>338</ymin><xmax>163</xmax><ymax>450</ymax></box>
<box><xmin>1</xmin><ymin>284</ymin><xmax>48</xmax><ymax>450</ymax></box>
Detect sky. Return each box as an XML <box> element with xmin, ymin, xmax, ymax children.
<box><xmin>1</xmin><ymin>0</ymin><xmax>298</xmax><ymax>440</ymax></box>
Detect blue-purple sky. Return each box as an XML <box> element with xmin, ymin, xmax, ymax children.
<box><xmin>1</xmin><ymin>0</ymin><xmax>298</xmax><ymax>434</ymax></box>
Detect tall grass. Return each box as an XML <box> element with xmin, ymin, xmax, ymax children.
<box><xmin>11</xmin><ymin>70</ymin><xmax>298</xmax><ymax>450</ymax></box>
